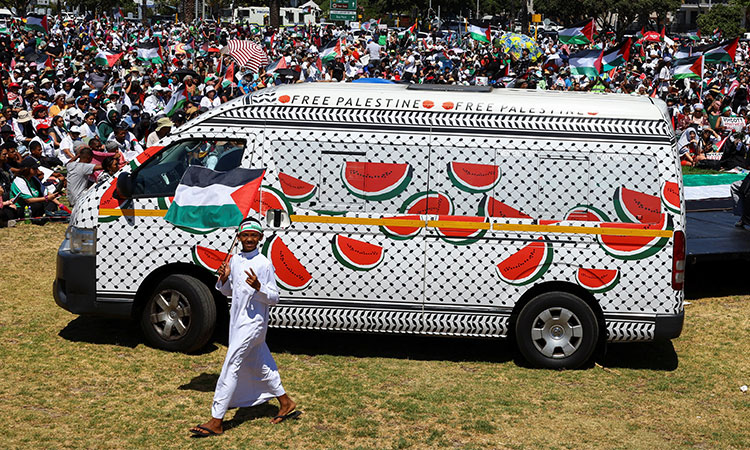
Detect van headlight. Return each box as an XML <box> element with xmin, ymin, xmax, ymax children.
<box><xmin>68</xmin><ymin>227</ymin><xmax>96</xmax><ymax>255</ymax></box>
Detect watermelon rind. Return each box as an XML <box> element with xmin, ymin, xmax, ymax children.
<box><xmin>259</xmin><ymin>185</ymin><xmax>294</xmax><ymax>216</ymax></box>
<box><xmin>477</xmin><ymin>195</ymin><xmax>531</xmax><ymax>218</ymax></box>
<box><xmin>191</xmin><ymin>245</ymin><xmax>229</xmax><ymax>273</ymax></box>
<box><xmin>446</xmin><ymin>162</ymin><xmax>502</xmax><ymax>194</ymax></box>
<box><xmin>435</xmin><ymin>217</ymin><xmax>489</xmax><ymax>246</ymax></box>
<box><xmin>564</xmin><ymin>204</ymin><xmax>610</xmax><ymax>222</ymax></box>
<box><xmin>278</xmin><ymin>173</ymin><xmax>317</xmax><ymax>203</ymax></box>
<box><xmin>398</xmin><ymin>190</ymin><xmax>454</xmax><ymax>215</ymax></box>
<box><xmin>261</xmin><ymin>235</ymin><xmax>313</xmax><ymax>291</ymax></box>
<box><xmin>575</xmin><ymin>268</ymin><xmax>621</xmax><ymax>294</ymax></box>
<box><xmin>379</xmin><ymin>215</ymin><xmax>422</xmax><ymax>241</ymax></box>
<box><xmin>341</xmin><ymin>163</ymin><xmax>413</xmax><ymax>202</ymax></box>
<box><xmin>313</xmin><ymin>209</ymin><xmax>348</xmax><ymax>216</ymax></box>
<box><xmin>661</xmin><ymin>181</ymin><xmax>681</xmax><ymax>215</ymax></box>
<box><xmin>331</xmin><ymin>235</ymin><xmax>384</xmax><ymax>271</ymax></box>
<box><xmin>495</xmin><ymin>238</ymin><xmax>554</xmax><ymax>286</ymax></box>
<box><xmin>613</xmin><ymin>187</ymin><xmax>661</xmax><ymax>224</ymax></box>
<box><xmin>597</xmin><ymin>215</ymin><xmax>673</xmax><ymax>261</ymax></box>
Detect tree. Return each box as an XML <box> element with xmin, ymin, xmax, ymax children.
<box><xmin>697</xmin><ymin>3</ymin><xmax>745</xmax><ymax>39</ymax></box>
<box><xmin>0</xmin><ymin>0</ymin><xmax>33</xmax><ymax>17</ymax></box>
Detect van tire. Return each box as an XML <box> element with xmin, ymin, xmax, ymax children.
<box><xmin>515</xmin><ymin>291</ymin><xmax>598</xmax><ymax>369</ymax></box>
<box><xmin>140</xmin><ymin>274</ymin><xmax>216</xmax><ymax>353</ymax></box>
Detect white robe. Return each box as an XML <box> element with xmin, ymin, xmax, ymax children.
<box><xmin>211</xmin><ymin>248</ymin><xmax>284</xmax><ymax>419</ymax></box>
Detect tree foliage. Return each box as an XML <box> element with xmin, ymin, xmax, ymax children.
<box><xmin>697</xmin><ymin>3</ymin><xmax>745</xmax><ymax>39</ymax></box>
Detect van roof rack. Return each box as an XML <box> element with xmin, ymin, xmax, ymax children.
<box><xmin>405</xmin><ymin>84</ymin><xmax>493</xmax><ymax>93</ymax></box>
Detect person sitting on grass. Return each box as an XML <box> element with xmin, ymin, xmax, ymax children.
<box><xmin>189</xmin><ymin>218</ymin><xmax>301</xmax><ymax>438</ymax></box>
<box><xmin>10</xmin><ymin>157</ymin><xmax>63</xmax><ymax>222</ymax></box>
<box><xmin>0</xmin><ymin>183</ymin><xmax>19</xmax><ymax>227</ymax></box>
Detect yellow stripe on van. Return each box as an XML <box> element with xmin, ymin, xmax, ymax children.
<box><xmin>98</xmin><ymin>209</ymin><xmax>673</xmax><ymax>238</ymax></box>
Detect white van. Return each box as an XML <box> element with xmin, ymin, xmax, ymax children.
<box><xmin>54</xmin><ymin>84</ymin><xmax>685</xmax><ymax>369</ymax></box>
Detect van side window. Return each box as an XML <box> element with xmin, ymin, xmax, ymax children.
<box><xmin>132</xmin><ymin>139</ymin><xmax>246</xmax><ymax>197</ymax></box>
<box><xmin>270</xmin><ymin>133</ymin><xmax>429</xmax><ymax>215</ymax></box>
<box><xmin>538</xmin><ymin>154</ymin><xmax>590</xmax><ymax>220</ymax></box>
<box><xmin>589</xmin><ymin>153</ymin><xmax>660</xmax><ymax>222</ymax></box>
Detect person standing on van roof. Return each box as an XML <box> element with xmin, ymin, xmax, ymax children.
<box><xmin>189</xmin><ymin>218</ymin><xmax>301</xmax><ymax>438</ymax></box>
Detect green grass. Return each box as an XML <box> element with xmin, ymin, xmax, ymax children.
<box><xmin>1</xmin><ymin>223</ymin><xmax>749</xmax><ymax>449</ymax></box>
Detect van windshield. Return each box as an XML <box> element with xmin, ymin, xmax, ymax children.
<box><xmin>132</xmin><ymin>139</ymin><xmax>246</xmax><ymax>197</ymax></box>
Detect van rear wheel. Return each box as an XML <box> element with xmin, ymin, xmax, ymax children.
<box><xmin>515</xmin><ymin>291</ymin><xmax>598</xmax><ymax>369</ymax></box>
<box><xmin>140</xmin><ymin>274</ymin><xmax>216</xmax><ymax>353</ymax></box>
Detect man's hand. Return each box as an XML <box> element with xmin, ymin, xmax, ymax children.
<box><xmin>217</xmin><ymin>261</ymin><xmax>230</xmax><ymax>283</ymax></box>
<box><xmin>245</xmin><ymin>268</ymin><xmax>261</xmax><ymax>290</ymax></box>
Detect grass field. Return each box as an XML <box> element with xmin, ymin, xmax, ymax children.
<box><xmin>1</xmin><ymin>223</ymin><xmax>748</xmax><ymax>449</ymax></box>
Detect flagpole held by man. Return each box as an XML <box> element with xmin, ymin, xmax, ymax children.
<box><xmin>189</xmin><ymin>218</ymin><xmax>302</xmax><ymax>438</ymax></box>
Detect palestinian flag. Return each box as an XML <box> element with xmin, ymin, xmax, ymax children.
<box><xmin>568</xmin><ymin>49</ymin><xmax>603</xmax><ymax>78</ymax></box>
<box><xmin>602</xmin><ymin>38</ymin><xmax>631</xmax><ymax>71</ymax></box>
<box><xmin>558</xmin><ymin>19</ymin><xmax>595</xmax><ymax>45</ymax></box>
<box><xmin>137</xmin><ymin>42</ymin><xmax>164</xmax><ymax>64</ymax></box>
<box><xmin>95</xmin><ymin>50</ymin><xmax>123</xmax><ymax>67</ymax></box>
<box><xmin>165</xmin><ymin>85</ymin><xmax>188</xmax><ymax>117</ymax></box>
<box><xmin>266</xmin><ymin>57</ymin><xmax>288</xmax><ymax>74</ymax></box>
<box><xmin>320</xmin><ymin>38</ymin><xmax>343</xmax><ymax>62</ymax></box>
<box><xmin>164</xmin><ymin>167</ymin><xmax>266</xmax><ymax>231</ymax></box>
<box><xmin>398</xmin><ymin>21</ymin><xmax>417</xmax><ymax>39</ymax></box>
<box><xmin>24</xmin><ymin>14</ymin><xmax>48</xmax><ymax>33</ymax></box>
<box><xmin>703</xmin><ymin>38</ymin><xmax>738</xmax><ymax>64</ymax></box>
<box><xmin>686</xmin><ymin>30</ymin><xmax>701</xmax><ymax>41</ymax></box>
<box><xmin>673</xmin><ymin>56</ymin><xmax>703</xmax><ymax>80</ymax></box>
<box><xmin>468</xmin><ymin>22</ymin><xmax>490</xmax><ymax>43</ymax></box>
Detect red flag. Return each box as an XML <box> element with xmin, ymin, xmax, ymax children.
<box><xmin>316</xmin><ymin>57</ymin><xmax>322</xmax><ymax>72</ymax></box>
<box><xmin>224</xmin><ymin>62</ymin><xmax>235</xmax><ymax>82</ymax></box>
<box><xmin>44</xmin><ymin>56</ymin><xmax>54</xmax><ymax>69</ymax></box>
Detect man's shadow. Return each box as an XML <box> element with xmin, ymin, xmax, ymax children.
<box><xmin>179</xmin><ymin>373</ymin><xmax>279</xmax><ymax>428</ymax></box>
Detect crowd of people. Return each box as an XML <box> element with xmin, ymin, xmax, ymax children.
<box><xmin>1</xmin><ymin>13</ymin><xmax>750</xmax><ymax>227</ymax></box>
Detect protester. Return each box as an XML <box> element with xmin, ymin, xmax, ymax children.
<box><xmin>189</xmin><ymin>218</ymin><xmax>301</xmax><ymax>438</ymax></box>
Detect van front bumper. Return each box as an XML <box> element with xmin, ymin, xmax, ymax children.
<box><xmin>53</xmin><ymin>239</ymin><xmax>132</xmax><ymax>318</ymax></box>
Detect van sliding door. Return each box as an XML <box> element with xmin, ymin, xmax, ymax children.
<box><xmin>262</xmin><ymin>128</ymin><xmax>430</xmax><ymax>334</ymax></box>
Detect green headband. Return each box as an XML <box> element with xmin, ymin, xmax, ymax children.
<box><xmin>238</xmin><ymin>221</ymin><xmax>263</xmax><ymax>234</ymax></box>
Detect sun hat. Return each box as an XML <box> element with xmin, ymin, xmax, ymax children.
<box><xmin>17</xmin><ymin>110</ymin><xmax>32</xmax><ymax>123</ymax></box>
<box><xmin>155</xmin><ymin>117</ymin><xmax>172</xmax><ymax>132</ymax></box>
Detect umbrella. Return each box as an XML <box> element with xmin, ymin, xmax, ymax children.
<box><xmin>169</xmin><ymin>69</ymin><xmax>200</xmax><ymax>82</ymax></box>
<box><xmin>497</xmin><ymin>33</ymin><xmax>542</xmax><ymax>62</ymax></box>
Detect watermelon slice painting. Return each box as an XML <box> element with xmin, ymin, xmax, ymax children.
<box><xmin>399</xmin><ymin>191</ymin><xmax>454</xmax><ymax>215</ymax></box>
<box><xmin>379</xmin><ymin>215</ymin><xmax>423</xmax><ymax>240</ymax></box>
<box><xmin>341</xmin><ymin>161</ymin><xmax>413</xmax><ymax>201</ymax></box>
<box><xmin>564</xmin><ymin>204</ymin><xmax>610</xmax><ymax>222</ymax></box>
<box><xmin>331</xmin><ymin>235</ymin><xmax>384</xmax><ymax>271</ymax></box>
<box><xmin>576</xmin><ymin>268</ymin><xmax>620</xmax><ymax>293</ymax></box>
<box><xmin>661</xmin><ymin>181</ymin><xmax>681</xmax><ymax>214</ymax></box>
<box><xmin>495</xmin><ymin>237</ymin><xmax>554</xmax><ymax>286</ymax></box>
<box><xmin>191</xmin><ymin>245</ymin><xmax>231</xmax><ymax>273</ymax></box>
<box><xmin>613</xmin><ymin>187</ymin><xmax>662</xmax><ymax>224</ymax></box>
<box><xmin>252</xmin><ymin>185</ymin><xmax>294</xmax><ymax>218</ymax></box>
<box><xmin>447</xmin><ymin>162</ymin><xmax>502</xmax><ymax>194</ymax></box>
<box><xmin>434</xmin><ymin>215</ymin><xmax>488</xmax><ymax>245</ymax></box>
<box><xmin>597</xmin><ymin>214</ymin><xmax>673</xmax><ymax>260</ymax></box>
<box><xmin>278</xmin><ymin>172</ymin><xmax>317</xmax><ymax>203</ymax></box>
<box><xmin>477</xmin><ymin>195</ymin><xmax>532</xmax><ymax>219</ymax></box>
<box><xmin>261</xmin><ymin>235</ymin><xmax>313</xmax><ymax>291</ymax></box>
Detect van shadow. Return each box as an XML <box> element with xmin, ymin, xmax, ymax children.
<box><xmin>57</xmin><ymin>316</ymin><xmax>219</xmax><ymax>354</ymax></box>
<box><xmin>599</xmin><ymin>340</ymin><xmax>679</xmax><ymax>371</ymax></box>
<box><xmin>265</xmin><ymin>328</ymin><xmax>515</xmax><ymax>363</ymax></box>
<box><xmin>685</xmin><ymin>260</ymin><xmax>750</xmax><ymax>299</ymax></box>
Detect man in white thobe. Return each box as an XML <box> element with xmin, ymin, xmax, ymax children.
<box><xmin>190</xmin><ymin>218</ymin><xmax>300</xmax><ymax>438</ymax></box>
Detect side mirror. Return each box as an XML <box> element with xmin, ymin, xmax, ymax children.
<box><xmin>266</xmin><ymin>209</ymin><xmax>291</xmax><ymax>229</ymax></box>
<box><xmin>116</xmin><ymin>172</ymin><xmax>134</xmax><ymax>199</ymax></box>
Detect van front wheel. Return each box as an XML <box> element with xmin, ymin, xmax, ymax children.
<box><xmin>515</xmin><ymin>292</ymin><xmax>598</xmax><ymax>369</ymax></box>
<box><xmin>140</xmin><ymin>274</ymin><xmax>216</xmax><ymax>353</ymax></box>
